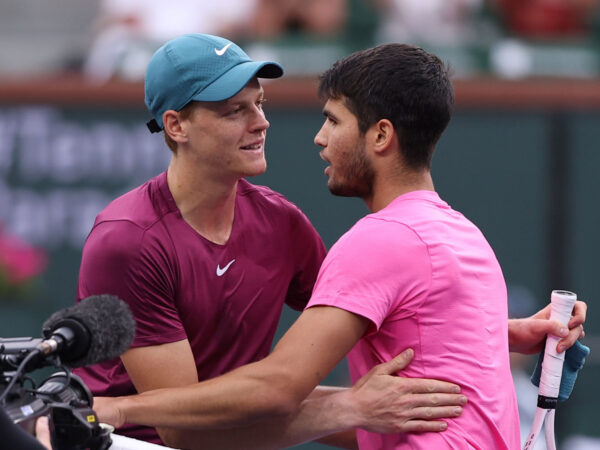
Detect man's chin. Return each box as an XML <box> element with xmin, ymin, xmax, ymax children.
<box><xmin>328</xmin><ymin>181</ymin><xmax>371</xmax><ymax>199</ymax></box>
<box><xmin>328</xmin><ymin>184</ymin><xmax>358</xmax><ymax>198</ymax></box>
<box><xmin>245</xmin><ymin>163</ymin><xmax>267</xmax><ymax>178</ymax></box>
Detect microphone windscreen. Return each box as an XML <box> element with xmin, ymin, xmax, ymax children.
<box><xmin>42</xmin><ymin>295</ymin><xmax>136</xmax><ymax>367</ymax></box>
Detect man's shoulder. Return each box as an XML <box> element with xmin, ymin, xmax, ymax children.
<box><xmin>96</xmin><ymin>175</ymin><xmax>166</xmax><ymax>230</ymax></box>
<box><xmin>238</xmin><ymin>179</ymin><xmax>283</xmax><ymax>199</ymax></box>
<box><xmin>339</xmin><ymin>213</ymin><xmax>425</xmax><ymax>253</ymax></box>
<box><xmin>85</xmin><ymin>175</ymin><xmax>173</xmax><ymax>253</ymax></box>
<box><xmin>238</xmin><ymin>179</ymin><xmax>300</xmax><ymax>213</ymax></box>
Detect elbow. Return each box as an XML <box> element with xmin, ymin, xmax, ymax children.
<box><xmin>253</xmin><ymin>384</ymin><xmax>303</xmax><ymax>420</ymax></box>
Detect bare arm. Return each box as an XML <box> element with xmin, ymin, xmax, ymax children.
<box><xmin>508</xmin><ymin>300</ymin><xmax>587</xmax><ymax>354</ymax></box>
<box><xmin>94</xmin><ymin>307</ymin><xmax>466</xmax><ymax>448</ymax></box>
<box><xmin>107</xmin><ymin>307</ymin><xmax>367</xmax><ymax>430</ymax></box>
<box><xmin>119</xmin><ymin>339</ymin><xmax>199</xmax><ymax>446</ymax></box>
<box><xmin>155</xmin><ymin>384</ymin><xmax>363</xmax><ymax>450</ymax></box>
<box><xmin>98</xmin><ymin>348</ymin><xmax>464</xmax><ymax>450</ymax></box>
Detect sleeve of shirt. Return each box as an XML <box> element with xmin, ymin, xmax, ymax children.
<box><xmin>77</xmin><ymin>219</ymin><xmax>186</xmax><ymax>348</ymax></box>
<box><xmin>307</xmin><ymin>217</ymin><xmax>431</xmax><ymax>332</ymax></box>
<box><xmin>284</xmin><ymin>203</ymin><xmax>327</xmax><ymax>311</ymax></box>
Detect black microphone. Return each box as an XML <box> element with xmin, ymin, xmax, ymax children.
<box><xmin>40</xmin><ymin>294</ymin><xmax>136</xmax><ymax>367</ymax></box>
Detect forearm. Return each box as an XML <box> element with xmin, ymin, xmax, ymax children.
<box><xmin>110</xmin><ymin>309</ymin><xmax>366</xmax><ymax>431</ymax></box>
<box><xmin>99</xmin><ymin>308</ymin><xmax>370</xmax><ymax>436</ymax></box>
<box><xmin>109</xmin><ymin>360</ymin><xmax>318</xmax><ymax>430</ymax></box>
<box><xmin>507</xmin><ymin>318</ymin><xmax>525</xmax><ymax>353</ymax></box>
<box><xmin>114</xmin><ymin>365</ymin><xmax>299</xmax><ymax>430</ymax></box>
<box><xmin>279</xmin><ymin>388</ymin><xmax>359</xmax><ymax>449</ymax></box>
<box><xmin>161</xmin><ymin>387</ymin><xmax>359</xmax><ymax>450</ymax></box>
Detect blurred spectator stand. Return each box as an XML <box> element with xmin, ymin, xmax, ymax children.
<box><xmin>490</xmin><ymin>0</ymin><xmax>600</xmax><ymax>41</ymax></box>
<box><xmin>84</xmin><ymin>0</ymin><xmax>261</xmax><ymax>82</ymax></box>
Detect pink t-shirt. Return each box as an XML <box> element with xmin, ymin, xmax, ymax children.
<box><xmin>74</xmin><ymin>171</ymin><xmax>326</xmax><ymax>444</ymax></box>
<box><xmin>307</xmin><ymin>190</ymin><xmax>520</xmax><ymax>449</ymax></box>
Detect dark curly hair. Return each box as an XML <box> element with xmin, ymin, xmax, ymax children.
<box><xmin>318</xmin><ymin>44</ymin><xmax>454</xmax><ymax>169</ymax></box>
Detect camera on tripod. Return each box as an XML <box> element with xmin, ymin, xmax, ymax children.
<box><xmin>0</xmin><ymin>336</ymin><xmax>112</xmax><ymax>450</ymax></box>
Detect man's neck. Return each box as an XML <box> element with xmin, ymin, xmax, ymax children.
<box><xmin>366</xmin><ymin>170</ymin><xmax>434</xmax><ymax>213</ymax></box>
<box><xmin>166</xmin><ymin>158</ymin><xmax>238</xmax><ymax>245</ymax></box>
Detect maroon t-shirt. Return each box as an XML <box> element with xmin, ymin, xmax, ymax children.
<box><xmin>74</xmin><ymin>171</ymin><xmax>326</xmax><ymax>444</ymax></box>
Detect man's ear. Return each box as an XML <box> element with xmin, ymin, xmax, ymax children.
<box><xmin>163</xmin><ymin>110</ymin><xmax>188</xmax><ymax>144</ymax></box>
<box><xmin>372</xmin><ymin>119</ymin><xmax>395</xmax><ymax>155</ymax></box>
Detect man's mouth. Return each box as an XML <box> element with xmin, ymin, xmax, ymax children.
<box><xmin>241</xmin><ymin>143</ymin><xmax>263</xmax><ymax>151</ymax></box>
<box><xmin>320</xmin><ymin>152</ymin><xmax>331</xmax><ymax>175</ymax></box>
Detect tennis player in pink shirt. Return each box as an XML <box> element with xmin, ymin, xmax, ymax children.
<box><xmin>307</xmin><ymin>187</ymin><xmax>519</xmax><ymax>448</ymax></box>
<box><xmin>93</xmin><ymin>42</ymin><xmax>587</xmax><ymax>449</ymax></box>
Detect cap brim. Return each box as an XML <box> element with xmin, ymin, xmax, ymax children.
<box><xmin>192</xmin><ymin>61</ymin><xmax>283</xmax><ymax>102</ymax></box>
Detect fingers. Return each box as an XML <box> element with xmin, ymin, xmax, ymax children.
<box><xmin>35</xmin><ymin>416</ymin><xmax>52</xmax><ymax>450</ymax></box>
<box><xmin>401</xmin><ymin>420</ymin><xmax>449</xmax><ymax>433</ymax></box>
<box><xmin>557</xmin><ymin>324</ymin><xmax>585</xmax><ymax>353</ymax></box>
<box><xmin>403</xmin><ymin>377</ymin><xmax>462</xmax><ymax>394</ymax></box>
<box><xmin>397</xmin><ymin>404</ymin><xmax>465</xmax><ymax>433</ymax></box>
<box><xmin>568</xmin><ymin>300</ymin><xmax>587</xmax><ymax>328</ymax></box>
<box><xmin>557</xmin><ymin>300</ymin><xmax>587</xmax><ymax>352</ymax></box>
<box><xmin>373</xmin><ymin>348</ymin><xmax>414</xmax><ymax>375</ymax></box>
<box><xmin>408</xmin><ymin>404</ymin><xmax>464</xmax><ymax>420</ymax></box>
<box><xmin>412</xmin><ymin>392</ymin><xmax>467</xmax><ymax>407</ymax></box>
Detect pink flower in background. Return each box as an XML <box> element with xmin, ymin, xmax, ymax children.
<box><xmin>0</xmin><ymin>225</ymin><xmax>47</xmax><ymax>287</ymax></box>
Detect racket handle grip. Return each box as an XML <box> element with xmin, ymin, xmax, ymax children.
<box><xmin>538</xmin><ymin>290</ymin><xmax>577</xmax><ymax>400</ymax></box>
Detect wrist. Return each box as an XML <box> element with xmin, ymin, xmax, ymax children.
<box><xmin>113</xmin><ymin>396</ymin><xmax>130</xmax><ymax>428</ymax></box>
<box><xmin>320</xmin><ymin>388</ymin><xmax>363</xmax><ymax>430</ymax></box>
<box><xmin>507</xmin><ymin>318</ymin><xmax>522</xmax><ymax>352</ymax></box>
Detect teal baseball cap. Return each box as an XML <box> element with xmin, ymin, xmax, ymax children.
<box><xmin>144</xmin><ymin>33</ymin><xmax>284</xmax><ymax>133</ymax></box>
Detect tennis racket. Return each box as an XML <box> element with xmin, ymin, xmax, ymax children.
<box><xmin>522</xmin><ymin>290</ymin><xmax>577</xmax><ymax>450</ymax></box>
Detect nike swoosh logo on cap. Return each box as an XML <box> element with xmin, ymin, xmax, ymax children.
<box><xmin>216</xmin><ymin>259</ymin><xmax>236</xmax><ymax>276</ymax></box>
<box><xmin>214</xmin><ymin>43</ymin><xmax>233</xmax><ymax>56</ymax></box>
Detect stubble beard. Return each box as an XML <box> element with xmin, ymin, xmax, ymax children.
<box><xmin>328</xmin><ymin>142</ymin><xmax>374</xmax><ymax>199</ymax></box>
